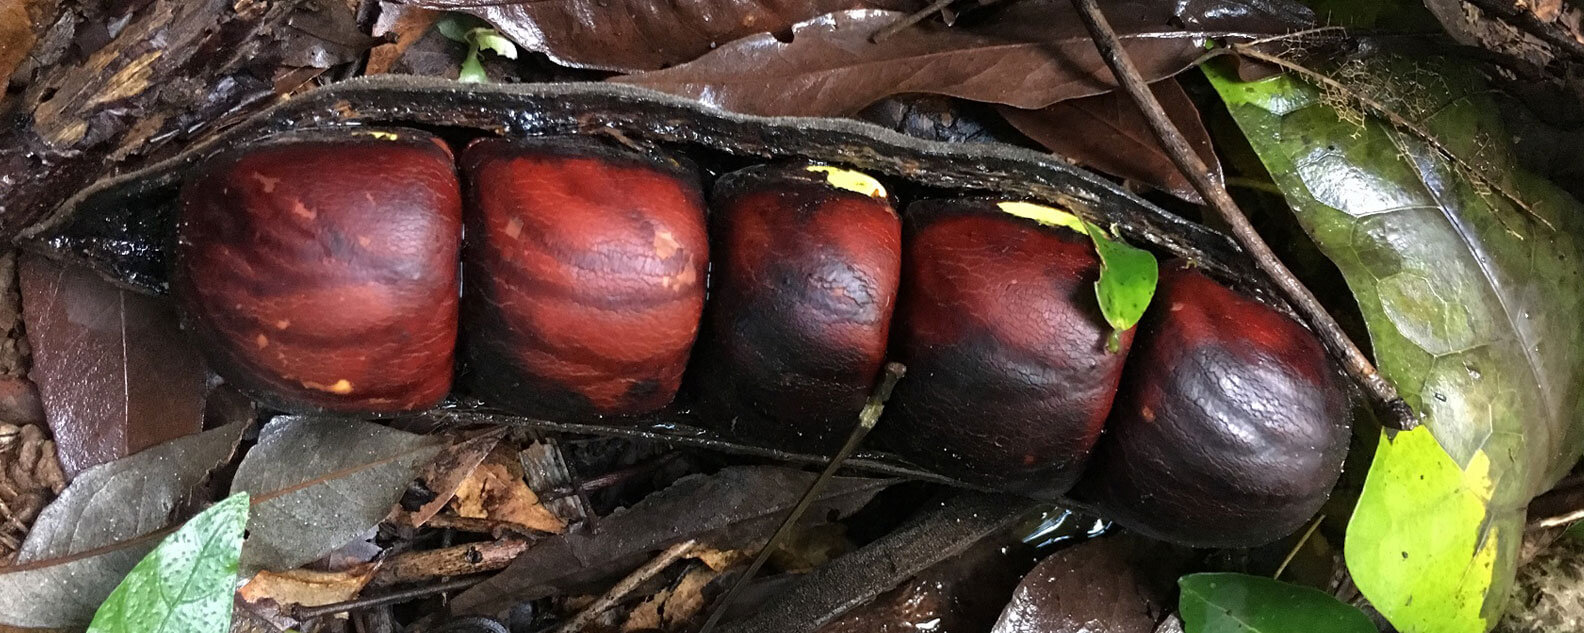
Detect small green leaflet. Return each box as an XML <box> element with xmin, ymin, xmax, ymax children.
<box><xmin>997</xmin><ymin>201</ymin><xmax>1159</xmax><ymax>350</ymax></box>
<box><xmin>1179</xmin><ymin>573</ymin><xmax>1375</xmax><ymax>633</ymax></box>
<box><xmin>87</xmin><ymin>493</ymin><xmax>250</xmax><ymax>633</ymax></box>
<box><xmin>436</xmin><ymin>14</ymin><xmax>519</xmax><ymax>84</ymax></box>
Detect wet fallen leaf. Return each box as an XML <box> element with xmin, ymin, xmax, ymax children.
<box><xmin>991</xmin><ymin>536</ymin><xmax>1188</xmax><ymax>633</ymax></box>
<box><xmin>231</xmin><ymin>416</ymin><xmax>443</xmax><ymax>573</ymax></box>
<box><xmin>0</xmin><ymin>420</ymin><xmax>248</xmax><ymax>627</ymax></box>
<box><xmin>239</xmin><ymin>562</ymin><xmax>380</xmax><ymax>608</ymax></box>
<box><xmin>1208</xmin><ymin>54</ymin><xmax>1584</xmax><ymax>633</ymax></box>
<box><xmin>998</xmin><ymin>80</ymin><xmax>1221</xmax><ymax>203</ymax></box>
<box><xmin>450</xmin><ymin>445</ymin><xmax>565</xmax><ymax>534</ymax></box>
<box><xmin>19</xmin><ymin>254</ymin><xmax>207</xmax><ymax>476</ymax></box>
<box><xmin>405</xmin><ymin>0</ymin><xmax>920</xmax><ymax>72</ymax></box>
<box><xmin>615</xmin><ymin>3</ymin><xmax>1298</xmax><ymax>116</ymax></box>
<box><xmin>450</xmin><ymin>466</ymin><xmax>895</xmax><ymax>616</ymax></box>
<box><xmin>396</xmin><ymin>429</ymin><xmax>504</xmax><ymax>528</ymax></box>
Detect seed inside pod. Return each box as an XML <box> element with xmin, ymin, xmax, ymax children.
<box><xmin>691</xmin><ymin>163</ymin><xmax>902</xmax><ymax>452</ymax></box>
<box><xmin>1072</xmin><ymin>263</ymin><xmax>1351</xmax><ymax>547</ymax></box>
<box><xmin>173</xmin><ymin>128</ymin><xmax>463</xmax><ymax>414</ymax></box>
<box><xmin>459</xmin><ymin>137</ymin><xmax>709</xmax><ymax>420</ymax></box>
<box><xmin>875</xmin><ymin>198</ymin><xmax>1134</xmax><ymax>497</ymax></box>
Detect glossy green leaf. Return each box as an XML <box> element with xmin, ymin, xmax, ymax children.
<box><xmin>1208</xmin><ymin>57</ymin><xmax>1584</xmax><ymax>632</ymax></box>
<box><xmin>1179</xmin><ymin>573</ymin><xmax>1375</xmax><ymax>633</ymax></box>
<box><xmin>995</xmin><ymin>201</ymin><xmax>1158</xmax><ymax>343</ymax></box>
<box><xmin>86</xmin><ymin>492</ymin><xmax>250</xmax><ymax>633</ymax></box>
<box><xmin>1083</xmin><ymin>221</ymin><xmax>1158</xmax><ymax>341</ymax></box>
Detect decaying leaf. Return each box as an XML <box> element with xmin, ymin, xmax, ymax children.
<box><xmin>450</xmin><ymin>466</ymin><xmax>895</xmax><ymax>616</ymax></box>
<box><xmin>239</xmin><ymin>562</ymin><xmax>380</xmax><ymax>609</ymax></box>
<box><xmin>16</xmin><ymin>420</ymin><xmax>248</xmax><ymax>562</ymax></box>
<box><xmin>405</xmin><ymin>0</ymin><xmax>920</xmax><ymax>72</ymax></box>
<box><xmin>19</xmin><ymin>254</ymin><xmax>207</xmax><ymax>476</ymax></box>
<box><xmin>450</xmin><ymin>445</ymin><xmax>565</xmax><ymax>534</ymax></box>
<box><xmin>1208</xmin><ymin>55</ymin><xmax>1584</xmax><ymax>632</ymax></box>
<box><xmin>0</xmin><ymin>420</ymin><xmax>249</xmax><ymax>627</ymax></box>
<box><xmin>615</xmin><ymin>3</ymin><xmax>1301</xmax><ymax>116</ymax></box>
<box><xmin>998</xmin><ymin>80</ymin><xmax>1221</xmax><ymax>203</ymax></box>
<box><xmin>232</xmin><ymin>416</ymin><xmax>443</xmax><ymax>573</ymax></box>
<box><xmin>395</xmin><ymin>428</ymin><xmax>503</xmax><ymax>528</ymax></box>
<box><xmin>622</xmin><ymin>562</ymin><xmax>724</xmax><ymax>632</ymax></box>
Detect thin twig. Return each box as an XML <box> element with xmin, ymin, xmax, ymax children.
<box><xmin>697</xmin><ymin>362</ymin><xmax>907</xmax><ymax>633</ymax></box>
<box><xmin>1229</xmin><ymin>44</ymin><xmax>1553</xmax><ymax>232</ymax></box>
<box><xmin>1461</xmin><ymin>0</ymin><xmax>1584</xmax><ymax>64</ymax></box>
<box><xmin>1068</xmin><ymin>0</ymin><xmax>1417</xmax><ymax>431</ymax></box>
<box><xmin>1273</xmin><ymin>515</ymin><xmax>1325</xmax><ymax>580</ymax></box>
<box><xmin>554</xmin><ymin>539</ymin><xmax>699</xmax><ymax>633</ymax></box>
<box><xmin>871</xmin><ymin>0</ymin><xmax>957</xmax><ymax>43</ymax></box>
<box><xmin>293</xmin><ymin>576</ymin><xmax>485</xmax><ymax>620</ymax></box>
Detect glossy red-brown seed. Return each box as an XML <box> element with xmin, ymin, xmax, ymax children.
<box><xmin>692</xmin><ymin>164</ymin><xmax>901</xmax><ymax>451</ymax></box>
<box><xmin>460</xmin><ymin>137</ymin><xmax>709</xmax><ymax>420</ymax></box>
<box><xmin>173</xmin><ymin>128</ymin><xmax>463</xmax><ymax>414</ymax></box>
<box><xmin>1073</xmin><ymin>263</ymin><xmax>1350</xmax><ymax>547</ymax></box>
<box><xmin>875</xmin><ymin>199</ymin><xmax>1133</xmax><ymax>497</ymax></box>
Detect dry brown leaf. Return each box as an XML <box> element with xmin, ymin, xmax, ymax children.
<box><xmin>450</xmin><ymin>446</ymin><xmax>565</xmax><ymax>534</ymax></box>
<box><xmin>367</xmin><ymin>3</ymin><xmax>441</xmax><ymax>75</ymax></box>
<box><xmin>692</xmin><ymin>545</ymin><xmax>748</xmax><ymax>573</ymax></box>
<box><xmin>0</xmin><ymin>0</ymin><xmax>54</xmax><ymax>81</ymax></box>
<box><xmin>615</xmin><ymin>3</ymin><xmax>1298</xmax><ymax>116</ymax></box>
<box><xmin>239</xmin><ymin>562</ymin><xmax>380</xmax><ymax>608</ymax></box>
<box><xmin>997</xmin><ymin>79</ymin><xmax>1221</xmax><ymax>204</ymax></box>
<box><xmin>395</xmin><ymin>429</ymin><xmax>503</xmax><ymax>528</ymax></box>
<box><xmin>405</xmin><ymin>0</ymin><xmax>920</xmax><ymax>72</ymax></box>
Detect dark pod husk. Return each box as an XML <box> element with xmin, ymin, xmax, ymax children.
<box><xmin>24</xmin><ymin>76</ymin><xmax>1348</xmax><ymax>514</ymax></box>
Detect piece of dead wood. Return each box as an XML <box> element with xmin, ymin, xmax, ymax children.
<box><xmin>0</xmin><ymin>0</ymin><xmax>375</xmax><ymax>241</ymax></box>
<box><xmin>373</xmin><ymin>538</ymin><xmax>532</xmax><ymax>586</ymax></box>
<box><xmin>556</xmin><ymin>539</ymin><xmax>698</xmax><ymax>633</ymax></box>
<box><xmin>239</xmin><ymin>562</ymin><xmax>382</xmax><ymax>609</ymax></box>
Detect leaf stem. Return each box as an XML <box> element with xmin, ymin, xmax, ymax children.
<box><xmin>1068</xmin><ymin>0</ymin><xmax>1418</xmax><ymax>430</ymax></box>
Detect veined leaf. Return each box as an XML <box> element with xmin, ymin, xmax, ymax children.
<box><xmin>1207</xmin><ymin>56</ymin><xmax>1584</xmax><ymax>632</ymax></box>
<box><xmin>86</xmin><ymin>493</ymin><xmax>250</xmax><ymax>633</ymax></box>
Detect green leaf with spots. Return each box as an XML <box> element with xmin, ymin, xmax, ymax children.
<box><xmin>1207</xmin><ymin>56</ymin><xmax>1584</xmax><ymax>632</ymax></box>
<box><xmin>1179</xmin><ymin>573</ymin><xmax>1375</xmax><ymax>633</ymax></box>
<box><xmin>86</xmin><ymin>493</ymin><xmax>250</xmax><ymax>633</ymax></box>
